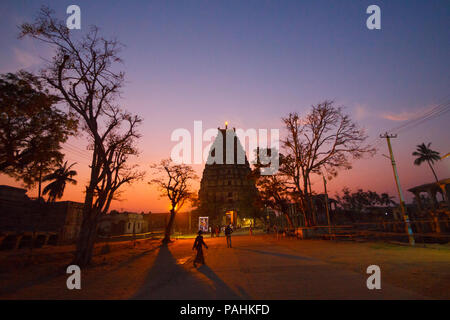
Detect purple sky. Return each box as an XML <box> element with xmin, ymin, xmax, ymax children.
<box><xmin>0</xmin><ymin>0</ymin><xmax>449</xmax><ymax>211</ymax></box>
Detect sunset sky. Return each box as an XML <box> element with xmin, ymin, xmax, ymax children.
<box><xmin>0</xmin><ymin>0</ymin><xmax>449</xmax><ymax>212</ymax></box>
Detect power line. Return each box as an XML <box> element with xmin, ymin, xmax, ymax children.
<box><xmin>65</xmin><ymin>141</ymin><xmax>91</xmax><ymax>154</ymax></box>
<box><xmin>62</xmin><ymin>156</ymin><xmax>91</xmax><ymax>167</ymax></box>
<box><xmin>63</xmin><ymin>145</ymin><xmax>92</xmax><ymax>160</ymax></box>
<box><xmin>388</xmin><ymin>101</ymin><xmax>450</xmax><ymax>135</ymax></box>
<box><xmin>65</xmin><ymin>141</ymin><xmax>90</xmax><ymax>152</ymax></box>
<box><xmin>369</xmin><ymin>97</ymin><xmax>450</xmax><ymax>149</ymax></box>
<box><xmin>396</xmin><ymin>103</ymin><xmax>450</xmax><ymax>135</ymax></box>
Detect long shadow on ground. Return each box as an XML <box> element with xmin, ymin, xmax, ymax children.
<box><xmin>110</xmin><ymin>246</ymin><xmax>159</xmax><ymax>272</ymax></box>
<box><xmin>132</xmin><ymin>245</ymin><xmax>243</xmax><ymax>299</ymax></box>
<box><xmin>0</xmin><ymin>267</ymin><xmax>66</xmax><ymax>297</ymax></box>
<box><xmin>197</xmin><ymin>264</ymin><xmax>246</xmax><ymax>299</ymax></box>
<box><xmin>234</xmin><ymin>247</ymin><xmax>313</xmax><ymax>261</ymax></box>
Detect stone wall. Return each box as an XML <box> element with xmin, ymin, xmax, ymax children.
<box><xmin>98</xmin><ymin>212</ymin><xmax>149</xmax><ymax>236</ymax></box>
<box><xmin>0</xmin><ymin>185</ymin><xmax>83</xmax><ymax>246</ymax></box>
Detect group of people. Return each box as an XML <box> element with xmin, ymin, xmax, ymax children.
<box><xmin>209</xmin><ymin>225</ymin><xmax>222</xmax><ymax>238</ymax></box>
<box><xmin>192</xmin><ymin>224</ymin><xmax>234</xmax><ymax>267</ymax></box>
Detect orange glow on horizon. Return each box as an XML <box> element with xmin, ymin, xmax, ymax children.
<box><xmin>0</xmin><ymin>121</ymin><xmax>448</xmax><ymax>213</ymax></box>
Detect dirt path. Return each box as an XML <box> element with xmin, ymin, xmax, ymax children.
<box><xmin>0</xmin><ymin>235</ymin><xmax>448</xmax><ymax>299</ymax></box>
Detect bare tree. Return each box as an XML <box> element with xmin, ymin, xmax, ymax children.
<box><xmin>20</xmin><ymin>7</ymin><xmax>144</xmax><ymax>266</ymax></box>
<box><xmin>150</xmin><ymin>159</ymin><xmax>198</xmax><ymax>244</ymax></box>
<box><xmin>281</xmin><ymin>100</ymin><xmax>374</xmax><ymax>226</ymax></box>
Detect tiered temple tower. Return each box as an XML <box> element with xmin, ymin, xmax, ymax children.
<box><xmin>198</xmin><ymin>124</ymin><xmax>258</xmax><ymax>226</ymax></box>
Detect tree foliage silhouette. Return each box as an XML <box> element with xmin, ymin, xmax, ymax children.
<box><xmin>150</xmin><ymin>159</ymin><xmax>197</xmax><ymax>244</ymax></box>
<box><xmin>0</xmin><ymin>71</ymin><xmax>77</xmax><ymax>197</ymax></box>
<box><xmin>412</xmin><ymin>142</ymin><xmax>441</xmax><ymax>182</ymax></box>
<box><xmin>336</xmin><ymin>187</ymin><xmax>397</xmax><ymax>212</ymax></box>
<box><xmin>20</xmin><ymin>7</ymin><xmax>144</xmax><ymax>266</ymax></box>
<box><xmin>251</xmin><ymin>148</ymin><xmax>295</xmax><ymax>229</ymax></box>
<box><xmin>281</xmin><ymin>101</ymin><xmax>374</xmax><ymax>226</ymax></box>
<box><xmin>43</xmin><ymin>161</ymin><xmax>78</xmax><ymax>202</ymax></box>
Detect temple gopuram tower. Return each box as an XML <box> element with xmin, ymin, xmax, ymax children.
<box><xmin>198</xmin><ymin>123</ymin><xmax>258</xmax><ymax>227</ymax></box>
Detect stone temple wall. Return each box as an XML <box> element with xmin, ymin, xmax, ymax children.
<box><xmin>0</xmin><ymin>185</ymin><xmax>83</xmax><ymax>244</ymax></box>
<box><xmin>198</xmin><ymin>127</ymin><xmax>259</xmax><ymax>225</ymax></box>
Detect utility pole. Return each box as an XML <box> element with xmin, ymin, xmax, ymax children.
<box><xmin>380</xmin><ymin>133</ymin><xmax>415</xmax><ymax>245</ymax></box>
<box><xmin>323</xmin><ymin>176</ymin><xmax>333</xmax><ymax>239</ymax></box>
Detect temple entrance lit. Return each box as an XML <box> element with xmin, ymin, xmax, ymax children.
<box><xmin>225</xmin><ymin>210</ymin><xmax>237</xmax><ymax>225</ymax></box>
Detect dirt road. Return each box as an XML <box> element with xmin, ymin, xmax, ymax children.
<box><xmin>1</xmin><ymin>235</ymin><xmax>448</xmax><ymax>299</ymax></box>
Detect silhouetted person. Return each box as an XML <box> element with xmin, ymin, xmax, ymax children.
<box><xmin>211</xmin><ymin>225</ymin><xmax>215</xmax><ymax>238</ymax></box>
<box><xmin>216</xmin><ymin>225</ymin><xmax>220</xmax><ymax>237</ymax></box>
<box><xmin>225</xmin><ymin>224</ymin><xmax>233</xmax><ymax>248</ymax></box>
<box><xmin>193</xmin><ymin>230</ymin><xmax>208</xmax><ymax>267</ymax></box>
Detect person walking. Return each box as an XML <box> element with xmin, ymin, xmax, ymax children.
<box><xmin>225</xmin><ymin>224</ymin><xmax>233</xmax><ymax>248</ymax></box>
<box><xmin>192</xmin><ymin>230</ymin><xmax>208</xmax><ymax>267</ymax></box>
<box><xmin>210</xmin><ymin>225</ymin><xmax>215</xmax><ymax>238</ymax></box>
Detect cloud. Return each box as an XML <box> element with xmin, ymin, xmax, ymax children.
<box><xmin>381</xmin><ymin>105</ymin><xmax>435</xmax><ymax>122</ymax></box>
<box><xmin>13</xmin><ymin>47</ymin><xmax>41</xmax><ymax>69</ymax></box>
<box><xmin>354</xmin><ymin>104</ymin><xmax>369</xmax><ymax>120</ymax></box>
<box><xmin>382</xmin><ymin>111</ymin><xmax>416</xmax><ymax>122</ymax></box>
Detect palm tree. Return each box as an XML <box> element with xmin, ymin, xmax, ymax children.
<box><xmin>42</xmin><ymin>161</ymin><xmax>78</xmax><ymax>202</ymax></box>
<box><xmin>412</xmin><ymin>143</ymin><xmax>441</xmax><ymax>182</ymax></box>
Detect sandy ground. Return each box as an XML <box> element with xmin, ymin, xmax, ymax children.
<box><xmin>0</xmin><ymin>235</ymin><xmax>448</xmax><ymax>299</ymax></box>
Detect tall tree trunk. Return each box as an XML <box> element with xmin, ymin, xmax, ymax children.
<box><xmin>72</xmin><ymin>171</ymin><xmax>97</xmax><ymax>266</ymax></box>
<box><xmin>294</xmin><ymin>176</ymin><xmax>308</xmax><ymax>226</ymax></box>
<box><xmin>283</xmin><ymin>212</ymin><xmax>294</xmax><ymax>230</ymax></box>
<box><xmin>303</xmin><ymin>180</ymin><xmax>313</xmax><ymax>226</ymax></box>
<box><xmin>427</xmin><ymin>160</ymin><xmax>439</xmax><ymax>183</ymax></box>
<box><xmin>163</xmin><ymin>208</ymin><xmax>176</xmax><ymax>244</ymax></box>
<box><xmin>38</xmin><ymin>166</ymin><xmax>42</xmax><ymax>199</ymax></box>
<box><xmin>300</xmin><ymin>199</ymin><xmax>308</xmax><ymax>226</ymax></box>
<box><xmin>295</xmin><ymin>179</ymin><xmax>309</xmax><ymax>227</ymax></box>
<box><xmin>298</xmin><ymin>196</ymin><xmax>309</xmax><ymax>226</ymax></box>
<box><xmin>72</xmin><ymin>213</ymin><xmax>98</xmax><ymax>267</ymax></box>
<box><xmin>308</xmin><ymin>176</ymin><xmax>317</xmax><ymax>225</ymax></box>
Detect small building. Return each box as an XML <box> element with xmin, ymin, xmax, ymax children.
<box><xmin>407</xmin><ymin>178</ymin><xmax>450</xmax><ymax>234</ymax></box>
<box><xmin>0</xmin><ymin>185</ymin><xmax>83</xmax><ymax>248</ymax></box>
<box><xmin>311</xmin><ymin>194</ymin><xmax>338</xmax><ymax>225</ymax></box>
<box><xmin>0</xmin><ymin>185</ymin><xmax>30</xmax><ymax>202</ymax></box>
<box><xmin>408</xmin><ymin>178</ymin><xmax>450</xmax><ymax>213</ymax></box>
<box><xmin>98</xmin><ymin>211</ymin><xmax>149</xmax><ymax>236</ymax></box>
<box><xmin>45</xmin><ymin>201</ymin><xmax>84</xmax><ymax>242</ymax></box>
